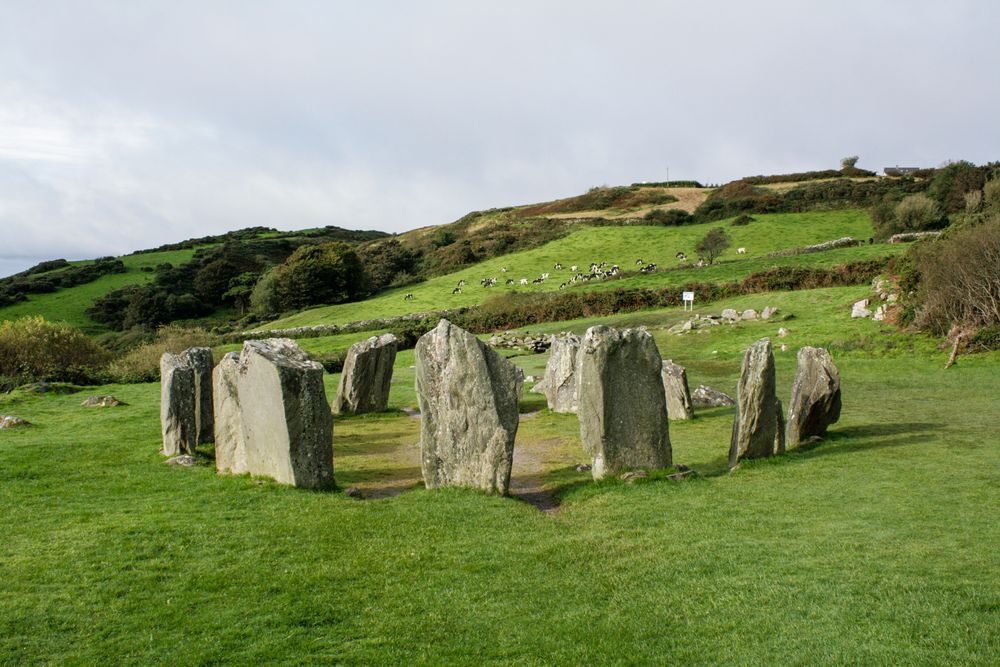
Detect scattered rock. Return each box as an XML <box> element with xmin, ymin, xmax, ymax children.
<box><xmin>777</xmin><ymin>327</ymin><xmax>790</xmax><ymax>337</ymax></box>
<box><xmin>487</xmin><ymin>331</ymin><xmax>551</xmax><ymax>353</ymax></box>
<box><xmin>415</xmin><ymin>319</ymin><xmax>522</xmax><ymax>495</ymax></box>
<box><xmin>741</xmin><ymin>309</ymin><xmax>758</xmax><ymax>320</ymax></box>
<box><xmin>577</xmin><ymin>326</ymin><xmax>671</xmax><ymax>480</ymax></box>
<box><xmin>332</xmin><ymin>333</ymin><xmax>398</xmax><ymax>414</ymax></box>
<box><xmin>661</xmin><ymin>359</ymin><xmax>694</xmax><ymax>420</ymax></box>
<box><xmin>575</xmin><ymin>463</ymin><xmax>592</xmax><ymax>472</ymax></box>
<box><xmin>0</xmin><ymin>415</ymin><xmax>31</xmax><ymax>429</ymax></box>
<box><xmin>213</xmin><ymin>352</ymin><xmax>248</xmax><ymax>475</ymax></box>
<box><xmin>691</xmin><ymin>385</ymin><xmax>735</xmax><ymax>408</ymax></box>
<box><xmin>761</xmin><ymin>307</ymin><xmax>778</xmax><ymax>320</ymax></box>
<box><xmin>344</xmin><ymin>487</ymin><xmax>363</xmax><ymax>499</ymax></box>
<box><xmin>780</xmin><ymin>344</ymin><xmax>789</xmax><ymax>352</ymax></box>
<box><xmin>542</xmin><ymin>332</ymin><xmax>581</xmax><ymax>413</ymax></box>
<box><xmin>160</xmin><ymin>352</ymin><xmax>198</xmax><ymax>457</ymax></box>
<box><xmin>873</xmin><ymin>305</ymin><xmax>887</xmax><ymax>321</ymax></box>
<box><xmin>786</xmin><ymin>347</ymin><xmax>842</xmax><ymax>446</ymax></box>
<box><xmin>164</xmin><ymin>454</ymin><xmax>198</xmax><ymax>467</ymax></box>
<box><xmin>721</xmin><ymin>308</ymin><xmax>739</xmax><ymax>321</ymax></box>
<box><xmin>729</xmin><ymin>338</ymin><xmax>785</xmax><ymax>468</ymax></box>
<box><xmin>851</xmin><ymin>299</ymin><xmax>872</xmax><ymax>319</ymax></box>
<box><xmin>81</xmin><ymin>395</ymin><xmax>125</xmax><ymax>408</ymax></box>
<box><xmin>619</xmin><ymin>470</ymin><xmax>649</xmax><ymax>483</ymax></box>
<box><xmin>667</xmin><ymin>469</ymin><xmax>695</xmax><ymax>481</ymax></box>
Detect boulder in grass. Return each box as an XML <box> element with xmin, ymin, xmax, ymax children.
<box><xmin>0</xmin><ymin>415</ymin><xmax>31</xmax><ymax>429</ymax></box>
<box><xmin>729</xmin><ymin>338</ymin><xmax>785</xmax><ymax>468</ymax></box>
<box><xmin>81</xmin><ymin>395</ymin><xmax>125</xmax><ymax>408</ymax></box>
<box><xmin>786</xmin><ymin>346</ymin><xmax>842</xmax><ymax>446</ymax></box>
<box><xmin>332</xmin><ymin>333</ymin><xmax>398</xmax><ymax>415</ymax></box>
<box><xmin>851</xmin><ymin>299</ymin><xmax>871</xmax><ymax>318</ymax></box>
<box><xmin>691</xmin><ymin>384</ymin><xmax>735</xmax><ymax>408</ymax></box>
<box><xmin>661</xmin><ymin>359</ymin><xmax>694</xmax><ymax>420</ymax></box>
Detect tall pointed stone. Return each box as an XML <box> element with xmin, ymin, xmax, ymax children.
<box><xmin>160</xmin><ymin>352</ymin><xmax>197</xmax><ymax>457</ymax></box>
<box><xmin>237</xmin><ymin>339</ymin><xmax>334</xmax><ymax>489</ymax></box>
<box><xmin>577</xmin><ymin>326</ymin><xmax>671</xmax><ymax>479</ymax></box>
<box><xmin>213</xmin><ymin>352</ymin><xmax>248</xmax><ymax>475</ymax></box>
<box><xmin>786</xmin><ymin>346</ymin><xmax>842</xmax><ymax>445</ymax></box>
<box><xmin>542</xmin><ymin>332</ymin><xmax>581</xmax><ymax>413</ymax></box>
<box><xmin>415</xmin><ymin>320</ymin><xmax>522</xmax><ymax>495</ymax></box>
<box><xmin>661</xmin><ymin>359</ymin><xmax>694</xmax><ymax>420</ymax></box>
<box><xmin>332</xmin><ymin>333</ymin><xmax>398</xmax><ymax>414</ymax></box>
<box><xmin>729</xmin><ymin>338</ymin><xmax>785</xmax><ymax>468</ymax></box>
<box><xmin>180</xmin><ymin>347</ymin><xmax>214</xmax><ymax>444</ymax></box>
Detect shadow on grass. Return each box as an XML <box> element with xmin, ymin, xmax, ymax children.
<box><xmin>790</xmin><ymin>422</ymin><xmax>944</xmax><ymax>459</ymax></box>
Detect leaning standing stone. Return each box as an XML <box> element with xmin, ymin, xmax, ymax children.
<box><xmin>661</xmin><ymin>359</ymin><xmax>694</xmax><ymax>420</ymax></box>
<box><xmin>160</xmin><ymin>352</ymin><xmax>197</xmax><ymax>457</ymax></box>
<box><xmin>415</xmin><ymin>320</ymin><xmax>522</xmax><ymax>495</ymax></box>
<box><xmin>213</xmin><ymin>352</ymin><xmax>248</xmax><ymax>475</ymax></box>
<box><xmin>332</xmin><ymin>333</ymin><xmax>398</xmax><ymax>414</ymax></box>
<box><xmin>237</xmin><ymin>339</ymin><xmax>334</xmax><ymax>489</ymax></box>
<box><xmin>577</xmin><ymin>326</ymin><xmax>671</xmax><ymax>479</ymax></box>
<box><xmin>542</xmin><ymin>332</ymin><xmax>581</xmax><ymax>413</ymax></box>
<box><xmin>729</xmin><ymin>338</ymin><xmax>785</xmax><ymax>468</ymax></box>
<box><xmin>181</xmin><ymin>347</ymin><xmax>214</xmax><ymax>444</ymax></box>
<box><xmin>786</xmin><ymin>346</ymin><xmax>842</xmax><ymax>445</ymax></box>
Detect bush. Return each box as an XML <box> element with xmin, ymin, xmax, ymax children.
<box><xmin>643</xmin><ymin>209</ymin><xmax>693</xmax><ymax>226</ymax></box>
<box><xmin>106</xmin><ymin>326</ymin><xmax>218</xmax><ymax>383</ymax></box>
<box><xmin>695</xmin><ymin>228</ymin><xmax>730</xmax><ymax>265</ymax></box>
<box><xmin>927</xmin><ymin>161</ymin><xmax>988</xmax><ymax>213</ymax></box>
<box><xmin>253</xmin><ymin>242</ymin><xmax>366</xmax><ymax>314</ymax></box>
<box><xmin>894</xmin><ymin>194</ymin><xmax>946</xmax><ymax>233</ymax></box>
<box><xmin>730</xmin><ymin>214</ymin><xmax>754</xmax><ymax>226</ymax></box>
<box><xmin>0</xmin><ymin>317</ymin><xmax>110</xmax><ymax>386</ymax></box>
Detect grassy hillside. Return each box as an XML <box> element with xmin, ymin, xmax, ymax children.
<box><xmin>266</xmin><ymin>210</ymin><xmax>879</xmax><ymax>328</ymax></box>
<box><xmin>2</xmin><ymin>286</ymin><xmax>997</xmax><ymax>663</ymax></box>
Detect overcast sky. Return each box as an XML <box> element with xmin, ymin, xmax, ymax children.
<box><xmin>1</xmin><ymin>1</ymin><xmax>998</xmax><ymax>277</ymax></box>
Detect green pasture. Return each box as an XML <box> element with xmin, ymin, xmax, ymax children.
<box><xmin>2</xmin><ymin>285</ymin><xmax>998</xmax><ymax>664</ymax></box>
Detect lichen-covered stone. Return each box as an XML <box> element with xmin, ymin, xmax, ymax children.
<box><xmin>729</xmin><ymin>338</ymin><xmax>785</xmax><ymax>467</ymax></box>
<box><xmin>577</xmin><ymin>326</ymin><xmax>671</xmax><ymax>479</ymax></box>
<box><xmin>415</xmin><ymin>320</ymin><xmax>522</xmax><ymax>495</ymax></box>
<box><xmin>237</xmin><ymin>339</ymin><xmax>334</xmax><ymax>489</ymax></box>
<box><xmin>661</xmin><ymin>359</ymin><xmax>694</xmax><ymax>420</ymax></box>
<box><xmin>786</xmin><ymin>346</ymin><xmax>842</xmax><ymax>445</ymax></box>
<box><xmin>180</xmin><ymin>347</ymin><xmax>214</xmax><ymax>444</ymax></box>
<box><xmin>542</xmin><ymin>333</ymin><xmax>581</xmax><ymax>413</ymax></box>
<box><xmin>160</xmin><ymin>352</ymin><xmax>197</xmax><ymax>457</ymax></box>
<box><xmin>213</xmin><ymin>352</ymin><xmax>248</xmax><ymax>475</ymax></box>
<box><xmin>691</xmin><ymin>384</ymin><xmax>735</xmax><ymax>408</ymax></box>
<box><xmin>81</xmin><ymin>395</ymin><xmax>124</xmax><ymax>407</ymax></box>
<box><xmin>332</xmin><ymin>333</ymin><xmax>398</xmax><ymax>414</ymax></box>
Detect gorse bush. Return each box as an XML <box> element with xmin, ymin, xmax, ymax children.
<box><xmin>0</xmin><ymin>316</ymin><xmax>109</xmax><ymax>387</ymax></box>
<box><xmin>106</xmin><ymin>326</ymin><xmax>218</xmax><ymax>383</ymax></box>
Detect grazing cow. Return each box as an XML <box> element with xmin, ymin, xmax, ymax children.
<box><xmin>636</xmin><ymin>258</ymin><xmax>644</xmax><ymax>265</ymax></box>
<box><xmin>541</xmin><ymin>272</ymin><xmax>550</xmax><ymax>280</ymax></box>
<box><xmin>458</xmin><ymin>279</ymin><xmax>466</xmax><ymax>286</ymax></box>
<box><xmin>500</xmin><ymin>266</ymin><xmax>508</xmax><ymax>273</ymax></box>
<box><xmin>519</xmin><ymin>278</ymin><xmax>529</xmax><ymax>286</ymax></box>
<box><xmin>559</xmin><ymin>283</ymin><xmax>566</xmax><ymax>289</ymax></box>
<box><xmin>554</xmin><ymin>262</ymin><xmax>562</xmax><ymax>270</ymax></box>
<box><xmin>736</xmin><ymin>247</ymin><xmax>746</xmax><ymax>254</ymax></box>
<box><xmin>676</xmin><ymin>252</ymin><xmax>687</xmax><ymax>262</ymax></box>
<box><xmin>532</xmin><ymin>277</ymin><xmax>543</xmax><ymax>284</ymax></box>
<box><xmin>505</xmin><ymin>278</ymin><xmax>514</xmax><ymax>285</ymax></box>
<box><xmin>570</xmin><ymin>265</ymin><xmax>578</xmax><ymax>272</ymax></box>
<box><xmin>452</xmin><ymin>287</ymin><xmax>462</xmax><ymax>294</ymax></box>
<box><xmin>404</xmin><ymin>293</ymin><xmax>414</xmax><ymax>300</ymax></box>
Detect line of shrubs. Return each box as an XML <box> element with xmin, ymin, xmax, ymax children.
<box><xmin>0</xmin><ymin>257</ymin><xmax>126</xmax><ymax>307</ymax></box>
<box><xmin>741</xmin><ymin>167</ymin><xmax>875</xmax><ymax>185</ymax></box>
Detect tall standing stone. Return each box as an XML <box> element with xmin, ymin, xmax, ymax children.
<box><xmin>415</xmin><ymin>320</ymin><xmax>522</xmax><ymax>495</ymax></box>
<box><xmin>786</xmin><ymin>346</ymin><xmax>842</xmax><ymax>445</ymax></box>
<box><xmin>181</xmin><ymin>347</ymin><xmax>214</xmax><ymax>444</ymax></box>
<box><xmin>729</xmin><ymin>338</ymin><xmax>785</xmax><ymax>468</ymax></box>
<box><xmin>213</xmin><ymin>352</ymin><xmax>248</xmax><ymax>475</ymax></box>
<box><xmin>542</xmin><ymin>333</ymin><xmax>581</xmax><ymax>413</ymax></box>
<box><xmin>332</xmin><ymin>333</ymin><xmax>398</xmax><ymax>414</ymax></box>
<box><xmin>577</xmin><ymin>326</ymin><xmax>672</xmax><ymax>479</ymax></box>
<box><xmin>661</xmin><ymin>359</ymin><xmax>694</xmax><ymax>420</ymax></box>
<box><xmin>160</xmin><ymin>352</ymin><xmax>197</xmax><ymax>457</ymax></box>
<box><xmin>237</xmin><ymin>339</ymin><xmax>334</xmax><ymax>489</ymax></box>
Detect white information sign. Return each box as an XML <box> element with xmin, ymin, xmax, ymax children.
<box><xmin>682</xmin><ymin>291</ymin><xmax>695</xmax><ymax>311</ymax></box>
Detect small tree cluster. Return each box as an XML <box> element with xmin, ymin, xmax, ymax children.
<box><xmin>696</xmin><ymin>228</ymin><xmax>731</xmax><ymax>265</ymax></box>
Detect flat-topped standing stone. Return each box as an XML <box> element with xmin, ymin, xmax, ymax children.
<box><xmin>160</xmin><ymin>352</ymin><xmax>197</xmax><ymax>457</ymax></box>
<box><xmin>661</xmin><ymin>360</ymin><xmax>694</xmax><ymax>420</ymax></box>
<box><xmin>577</xmin><ymin>326</ymin><xmax>671</xmax><ymax>479</ymax></box>
<box><xmin>786</xmin><ymin>346</ymin><xmax>842</xmax><ymax>445</ymax></box>
<box><xmin>213</xmin><ymin>352</ymin><xmax>248</xmax><ymax>475</ymax></box>
<box><xmin>180</xmin><ymin>347</ymin><xmax>214</xmax><ymax>444</ymax></box>
<box><xmin>542</xmin><ymin>333</ymin><xmax>581</xmax><ymax>413</ymax></box>
<box><xmin>332</xmin><ymin>333</ymin><xmax>398</xmax><ymax>414</ymax></box>
<box><xmin>415</xmin><ymin>320</ymin><xmax>522</xmax><ymax>495</ymax></box>
<box><xmin>237</xmin><ymin>339</ymin><xmax>334</xmax><ymax>489</ymax></box>
<box><xmin>729</xmin><ymin>338</ymin><xmax>785</xmax><ymax>468</ymax></box>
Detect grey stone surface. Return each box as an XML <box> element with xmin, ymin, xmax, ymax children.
<box><xmin>180</xmin><ymin>347</ymin><xmax>214</xmax><ymax>444</ymax></box>
<box><xmin>851</xmin><ymin>299</ymin><xmax>871</xmax><ymax>318</ymax></box>
<box><xmin>577</xmin><ymin>326</ymin><xmax>671</xmax><ymax>479</ymax></box>
<box><xmin>0</xmin><ymin>415</ymin><xmax>31</xmax><ymax>429</ymax></box>
<box><xmin>160</xmin><ymin>352</ymin><xmax>197</xmax><ymax>457</ymax></box>
<box><xmin>661</xmin><ymin>359</ymin><xmax>694</xmax><ymax>420</ymax></box>
<box><xmin>332</xmin><ymin>333</ymin><xmax>398</xmax><ymax>414</ymax></box>
<box><xmin>81</xmin><ymin>395</ymin><xmax>124</xmax><ymax>407</ymax></box>
<box><xmin>761</xmin><ymin>306</ymin><xmax>778</xmax><ymax>320</ymax></box>
<box><xmin>721</xmin><ymin>308</ymin><xmax>739</xmax><ymax>321</ymax></box>
<box><xmin>237</xmin><ymin>339</ymin><xmax>334</xmax><ymax>489</ymax></box>
<box><xmin>786</xmin><ymin>346</ymin><xmax>842</xmax><ymax>445</ymax></box>
<box><xmin>741</xmin><ymin>309</ymin><xmax>758</xmax><ymax>320</ymax></box>
<box><xmin>213</xmin><ymin>352</ymin><xmax>248</xmax><ymax>475</ymax></box>
<box><xmin>691</xmin><ymin>384</ymin><xmax>735</xmax><ymax>408</ymax></box>
<box><xmin>729</xmin><ymin>338</ymin><xmax>785</xmax><ymax>467</ymax></box>
<box><xmin>542</xmin><ymin>333</ymin><xmax>581</xmax><ymax>413</ymax></box>
<box><xmin>415</xmin><ymin>319</ymin><xmax>522</xmax><ymax>495</ymax></box>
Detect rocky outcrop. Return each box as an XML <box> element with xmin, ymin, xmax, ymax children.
<box><xmin>332</xmin><ymin>333</ymin><xmax>398</xmax><ymax>414</ymax></box>
<box><xmin>542</xmin><ymin>333</ymin><xmax>581</xmax><ymax>413</ymax></box>
<box><xmin>213</xmin><ymin>352</ymin><xmax>248</xmax><ymax>475</ymax></box>
<box><xmin>180</xmin><ymin>347</ymin><xmax>214</xmax><ymax>444</ymax></box>
<box><xmin>415</xmin><ymin>320</ymin><xmax>522</xmax><ymax>495</ymax></box>
<box><xmin>160</xmin><ymin>352</ymin><xmax>197</xmax><ymax>457</ymax></box>
<box><xmin>237</xmin><ymin>339</ymin><xmax>334</xmax><ymax>489</ymax></box>
<box><xmin>661</xmin><ymin>360</ymin><xmax>694</xmax><ymax>420</ymax></box>
<box><xmin>786</xmin><ymin>347</ymin><xmax>842</xmax><ymax>445</ymax></box>
<box><xmin>729</xmin><ymin>338</ymin><xmax>785</xmax><ymax>467</ymax></box>
<box><xmin>577</xmin><ymin>326</ymin><xmax>671</xmax><ymax>479</ymax></box>
<box><xmin>81</xmin><ymin>395</ymin><xmax>125</xmax><ymax>407</ymax></box>
<box><xmin>0</xmin><ymin>416</ymin><xmax>31</xmax><ymax>429</ymax></box>
<box><xmin>851</xmin><ymin>299</ymin><xmax>871</xmax><ymax>318</ymax></box>
<box><xmin>691</xmin><ymin>385</ymin><xmax>735</xmax><ymax>408</ymax></box>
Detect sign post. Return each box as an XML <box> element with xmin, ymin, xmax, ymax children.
<box><xmin>682</xmin><ymin>291</ymin><xmax>694</xmax><ymax>311</ymax></box>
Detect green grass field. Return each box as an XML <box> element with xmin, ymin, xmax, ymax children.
<box><xmin>3</xmin><ymin>285</ymin><xmax>998</xmax><ymax>664</ymax></box>
<box><xmin>266</xmin><ymin>210</ymin><xmax>881</xmax><ymax>329</ymax></box>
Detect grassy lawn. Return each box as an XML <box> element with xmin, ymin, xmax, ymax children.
<box><xmin>2</xmin><ymin>285</ymin><xmax>998</xmax><ymax>664</ymax></box>
<box><xmin>265</xmin><ymin>210</ymin><xmax>880</xmax><ymax>329</ymax></box>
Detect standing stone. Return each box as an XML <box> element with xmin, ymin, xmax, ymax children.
<box><xmin>160</xmin><ymin>352</ymin><xmax>197</xmax><ymax>457</ymax></box>
<box><xmin>237</xmin><ymin>339</ymin><xmax>334</xmax><ymax>489</ymax></box>
<box><xmin>786</xmin><ymin>347</ymin><xmax>842</xmax><ymax>445</ymax></box>
<box><xmin>661</xmin><ymin>359</ymin><xmax>694</xmax><ymax>420</ymax></box>
<box><xmin>213</xmin><ymin>352</ymin><xmax>248</xmax><ymax>475</ymax></box>
<box><xmin>577</xmin><ymin>326</ymin><xmax>671</xmax><ymax>479</ymax></box>
<box><xmin>729</xmin><ymin>338</ymin><xmax>785</xmax><ymax>468</ymax></box>
<box><xmin>181</xmin><ymin>347</ymin><xmax>214</xmax><ymax>444</ymax></box>
<box><xmin>542</xmin><ymin>333</ymin><xmax>581</xmax><ymax>413</ymax></box>
<box><xmin>332</xmin><ymin>333</ymin><xmax>398</xmax><ymax>414</ymax></box>
<box><xmin>415</xmin><ymin>320</ymin><xmax>522</xmax><ymax>495</ymax></box>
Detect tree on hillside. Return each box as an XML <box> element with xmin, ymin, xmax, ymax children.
<box><xmin>841</xmin><ymin>156</ymin><xmax>859</xmax><ymax>170</ymax></box>
<box><xmin>251</xmin><ymin>242</ymin><xmax>366</xmax><ymax>314</ymax></box>
<box><xmin>695</xmin><ymin>227</ymin><xmax>730</xmax><ymax>265</ymax></box>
